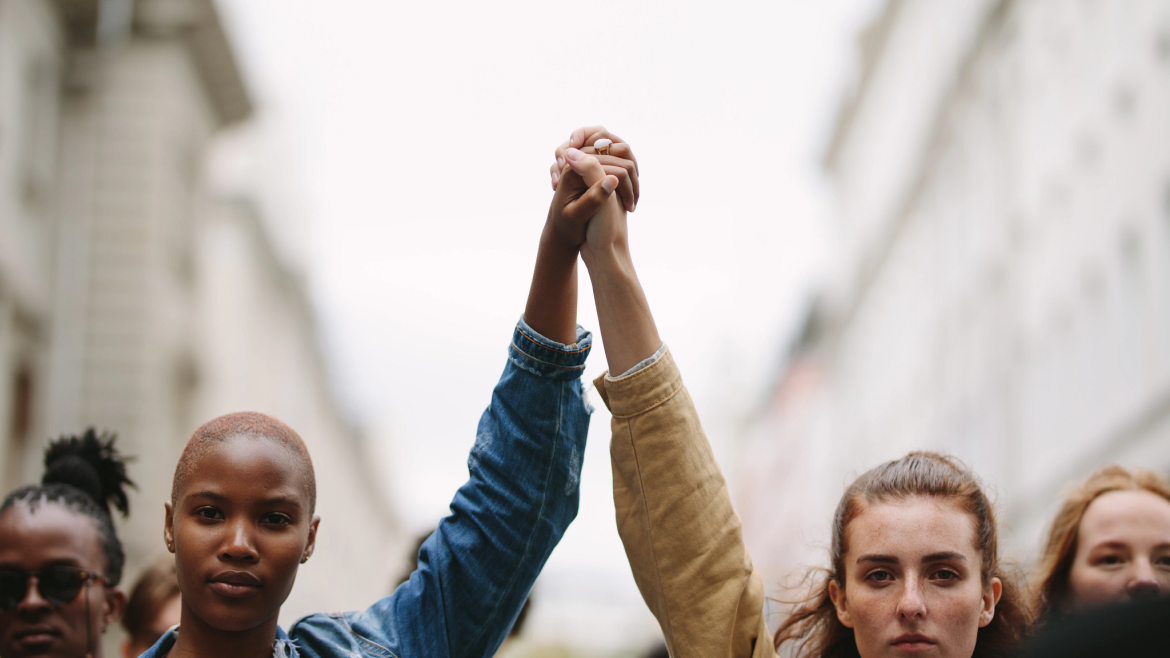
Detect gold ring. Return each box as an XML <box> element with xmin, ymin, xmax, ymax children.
<box><xmin>595</xmin><ymin>138</ymin><xmax>613</xmax><ymax>156</ymax></box>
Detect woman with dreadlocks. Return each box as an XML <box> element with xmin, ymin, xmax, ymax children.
<box><xmin>0</xmin><ymin>429</ymin><xmax>134</xmax><ymax>658</ymax></box>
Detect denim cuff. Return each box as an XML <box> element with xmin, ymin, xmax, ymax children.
<box><xmin>509</xmin><ymin>315</ymin><xmax>592</xmax><ymax>381</ymax></box>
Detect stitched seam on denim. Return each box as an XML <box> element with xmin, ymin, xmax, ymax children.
<box><xmin>508</xmin><ymin>354</ymin><xmax>547</xmax><ymax>379</ymax></box>
<box><xmin>510</xmin><ymin>342</ymin><xmax>586</xmax><ymax>370</ymax></box>
<box><xmin>624</xmin><ymin>415</ymin><xmax>676</xmax><ymax>651</ymax></box>
<box><xmin>608</xmin><ymin>378</ymin><xmax>683</xmax><ymax>419</ymax></box>
<box><xmin>339</xmin><ymin>614</ymin><xmax>397</xmax><ymax>658</ymax></box>
<box><xmin>460</xmin><ymin>380</ymin><xmax>564</xmax><ymax>658</ymax></box>
<box><xmin>515</xmin><ymin>325</ymin><xmax>590</xmax><ymax>354</ymax></box>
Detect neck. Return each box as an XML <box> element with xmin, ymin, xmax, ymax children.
<box><xmin>168</xmin><ymin>602</ymin><xmax>279</xmax><ymax>658</ymax></box>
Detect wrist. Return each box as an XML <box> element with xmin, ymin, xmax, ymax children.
<box><xmin>540</xmin><ymin>222</ymin><xmax>582</xmax><ymax>261</ymax></box>
<box><xmin>580</xmin><ymin>238</ymin><xmax>632</xmax><ymax>273</ymax></box>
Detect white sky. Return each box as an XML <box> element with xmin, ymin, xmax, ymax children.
<box><xmin>214</xmin><ymin>1</ymin><xmax>881</xmax><ymax>653</ymax></box>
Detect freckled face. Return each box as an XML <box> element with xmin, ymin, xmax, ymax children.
<box><xmin>164</xmin><ymin>438</ymin><xmax>318</xmax><ymax>633</ymax></box>
<box><xmin>1067</xmin><ymin>490</ymin><xmax>1170</xmax><ymax>608</ymax></box>
<box><xmin>0</xmin><ymin>503</ymin><xmax>122</xmax><ymax>658</ymax></box>
<box><xmin>830</xmin><ymin>497</ymin><xmax>1000</xmax><ymax>658</ymax></box>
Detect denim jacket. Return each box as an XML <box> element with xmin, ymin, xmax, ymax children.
<box><xmin>140</xmin><ymin>318</ymin><xmax>592</xmax><ymax>658</ymax></box>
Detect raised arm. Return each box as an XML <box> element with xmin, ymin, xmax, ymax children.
<box><xmin>293</xmin><ymin>134</ymin><xmax>634</xmax><ymax>658</ymax></box>
<box><xmin>575</xmin><ymin>152</ymin><xmax>778</xmax><ymax>658</ymax></box>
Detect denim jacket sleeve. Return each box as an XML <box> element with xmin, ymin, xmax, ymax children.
<box><xmin>290</xmin><ymin>317</ymin><xmax>592</xmax><ymax>658</ymax></box>
<box><xmin>594</xmin><ymin>348</ymin><xmax>778</xmax><ymax>658</ymax></box>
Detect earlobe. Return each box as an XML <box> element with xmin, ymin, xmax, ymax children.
<box><xmin>980</xmin><ymin>577</ymin><xmax>1003</xmax><ymax>627</ymax></box>
<box><xmin>828</xmin><ymin>578</ymin><xmax>854</xmax><ymax>628</ymax></box>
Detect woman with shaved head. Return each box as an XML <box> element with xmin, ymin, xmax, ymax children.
<box><xmin>139</xmin><ymin>126</ymin><xmax>639</xmax><ymax>658</ymax></box>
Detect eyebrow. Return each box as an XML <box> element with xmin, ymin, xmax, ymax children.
<box><xmin>259</xmin><ymin>496</ymin><xmax>302</xmax><ymax>508</ymax></box>
<box><xmin>187</xmin><ymin>491</ymin><xmax>302</xmax><ymax>507</ymax></box>
<box><xmin>922</xmin><ymin>552</ymin><xmax>967</xmax><ymax>563</ymax></box>
<box><xmin>856</xmin><ymin>552</ymin><xmax>967</xmax><ymax>565</ymax></box>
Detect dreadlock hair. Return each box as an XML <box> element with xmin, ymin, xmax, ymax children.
<box><xmin>0</xmin><ymin>429</ymin><xmax>135</xmax><ymax>585</ymax></box>
<box><xmin>772</xmin><ymin>452</ymin><xmax>1032</xmax><ymax>658</ymax></box>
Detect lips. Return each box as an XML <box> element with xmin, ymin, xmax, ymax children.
<box><xmin>891</xmin><ymin>632</ymin><xmax>936</xmax><ymax>653</ymax></box>
<box><xmin>14</xmin><ymin>624</ymin><xmax>60</xmax><ymax>647</ymax></box>
<box><xmin>208</xmin><ymin>570</ymin><xmax>263</xmax><ymax>598</ymax></box>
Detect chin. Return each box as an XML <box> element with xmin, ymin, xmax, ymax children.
<box><xmin>198</xmin><ymin>602</ymin><xmax>277</xmax><ymax>633</ymax></box>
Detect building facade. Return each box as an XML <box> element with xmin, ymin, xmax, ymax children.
<box><xmin>0</xmin><ymin>0</ymin><xmax>399</xmax><ymax>640</ymax></box>
<box><xmin>733</xmin><ymin>0</ymin><xmax>1170</xmax><ymax>617</ymax></box>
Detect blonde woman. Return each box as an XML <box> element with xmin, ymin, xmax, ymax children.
<box><xmin>1031</xmin><ymin>465</ymin><xmax>1170</xmax><ymax>624</ymax></box>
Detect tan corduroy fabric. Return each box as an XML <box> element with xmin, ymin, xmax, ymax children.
<box><xmin>595</xmin><ymin>349</ymin><xmax>778</xmax><ymax>658</ymax></box>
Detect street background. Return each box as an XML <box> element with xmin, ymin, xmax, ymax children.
<box><xmin>2</xmin><ymin>1</ymin><xmax>1168</xmax><ymax>656</ymax></box>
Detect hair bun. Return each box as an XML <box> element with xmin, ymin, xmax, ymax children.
<box><xmin>42</xmin><ymin>429</ymin><xmax>134</xmax><ymax>517</ymax></box>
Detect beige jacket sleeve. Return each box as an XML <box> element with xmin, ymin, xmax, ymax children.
<box><xmin>594</xmin><ymin>349</ymin><xmax>778</xmax><ymax>658</ymax></box>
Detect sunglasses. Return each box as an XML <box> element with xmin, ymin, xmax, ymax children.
<box><xmin>0</xmin><ymin>567</ymin><xmax>106</xmax><ymax>611</ymax></box>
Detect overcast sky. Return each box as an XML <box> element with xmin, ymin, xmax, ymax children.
<box><xmin>213</xmin><ymin>1</ymin><xmax>881</xmax><ymax>653</ymax></box>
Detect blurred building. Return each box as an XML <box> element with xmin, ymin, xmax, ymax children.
<box><xmin>0</xmin><ymin>0</ymin><xmax>398</xmax><ymax>635</ymax></box>
<box><xmin>733</xmin><ymin>0</ymin><xmax>1170</xmax><ymax>617</ymax></box>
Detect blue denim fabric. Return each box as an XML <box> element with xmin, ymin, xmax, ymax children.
<box><xmin>139</xmin><ymin>318</ymin><xmax>592</xmax><ymax>658</ymax></box>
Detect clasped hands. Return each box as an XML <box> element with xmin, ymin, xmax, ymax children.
<box><xmin>544</xmin><ymin>126</ymin><xmax>640</xmax><ymax>266</ymax></box>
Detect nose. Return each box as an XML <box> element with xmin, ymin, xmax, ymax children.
<box><xmin>1126</xmin><ymin>561</ymin><xmax>1162</xmax><ymax>600</ymax></box>
<box><xmin>16</xmin><ymin>576</ymin><xmax>51</xmax><ymax>615</ymax></box>
<box><xmin>896</xmin><ymin>575</ymin><xmax>927</xmax><ymax>621</ymax></box>
<box><xmin>220</xmin><ymin>518</ymin><xmax>259</xmax><ymax>562</ymax></box>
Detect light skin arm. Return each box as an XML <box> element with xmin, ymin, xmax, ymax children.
<box><xmin>569</xmin><ymin>139</ymin><xmax>777</xmax><ymax>658</ymax></box>
<box><xmin>581</xmin><ymin>206</ymin><xmax>662</xmax><ymax>374</ymax></box>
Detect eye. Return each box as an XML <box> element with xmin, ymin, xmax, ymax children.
<box><xmin>261</xmin><ymin>513</ymin><xmax>292</xmax><ymax>525</ymax></box>
<box><xmin>931</xmin><ymin>569</ymin><xmax>960</xmax><ymax>581</ymax></box>
<box><xmin>194</xmin><ymin>507</ymin><xmax>223</xmax><ymax>521</ymax></box>
<box><xmin>1097</xmin><ymin>554</ymin><xmax>1125</xmax><ymax>566</ymax></box>
<box><xmin>1154</xmin><ymin>555</ymin><xmax>1170</xmax><ymax>568</ymax></box>
<box><xmin>865</xmin><ymin>570</ymin><xmax>894</xmax><ymax>583</ymax></box>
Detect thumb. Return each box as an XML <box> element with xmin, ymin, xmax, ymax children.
<box><xmin>563</xmin><ymin>174</ymin><xmax>619</xmax><ymax>224</ymax></box>
<box><xmin>564</xmin><ymin>148</ymin><xmax>608</xmax><ymax>187</ymax></box>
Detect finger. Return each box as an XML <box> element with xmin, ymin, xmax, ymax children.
<box><xmin>583</xmin><ymin>129</ymin><xmax>621</xmax><ymax>147</ymax></box>
<box><xmin>580</xmin><ymin>139</ymin><xmax>638</xmax><ymax>176</ymax></box>
<box><xmin>552</xmin><ymin>165</ymin><xmax>588</xmax><ymax>205</ymax></box>
<box><xmin>602</xmin><ymin>164</ymin><xmax>637</xmax><ymax>212</ymax></box>
<box><xmin>562</xmin><ymin>174</ymin><xmax>619</xmax><ymax>224</ymax></box>
<box><xmin>563</xmin><ymin>148</ymin><xmax>608</xmax><ymax>187</ymax></box>
<box><xmin>578</xmin><ymin>153</ymin><xmax>638</xmax><ymax>210</ymax></box>
<box><xmin>555</xmin><ymin>126</ymin><xmax>605</xmax><ymax>169</ymax></box>
<box><xmin>550</xmin><ymin>161</ymin><xmax>560</xmax><ymax>190</ymax></box>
